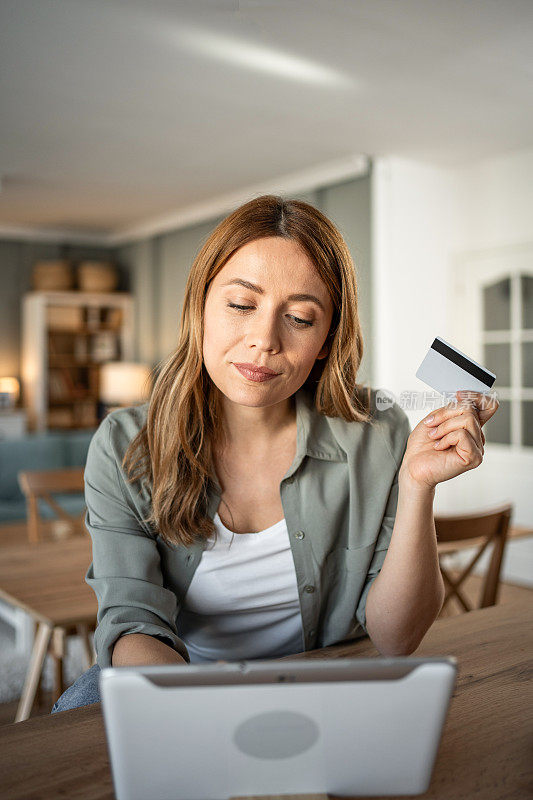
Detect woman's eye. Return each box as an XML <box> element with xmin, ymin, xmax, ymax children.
<box><xmin>226</xmin><ymin>303</ymin><xmax>313</xmax><ymax>328</ymax></box>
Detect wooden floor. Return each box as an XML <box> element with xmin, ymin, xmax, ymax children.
<box><xmin>0</xmin><ymin>572</ymin><xmax>531</xmax><ymax>728</ymax></box>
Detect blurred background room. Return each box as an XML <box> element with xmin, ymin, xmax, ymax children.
<box><xmin>0</xmin><ymin>0</ymin><xmax>531</xmax><ymax>723</ymax></box>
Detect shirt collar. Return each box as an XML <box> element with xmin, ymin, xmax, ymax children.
<box><xmin>207</xmin><ymin>384</ymin><xmax>348</xmax><ymax>506</ymax></box>
<box><xmin>295</xmin><ymin>385</ymin><xmax>348</xmax><ymax>463</ymax></box>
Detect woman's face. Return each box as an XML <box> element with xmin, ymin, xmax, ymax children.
<box><xmin>203</xmin><ymin>236</ymin><xmax>334</xmax><ymax>410</ymax></box>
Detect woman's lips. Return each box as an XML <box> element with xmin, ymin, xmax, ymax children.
<box><xmin>233</xmin><ymin>363</ymin><xmax>280</xmax><ymax>382</ymax></box>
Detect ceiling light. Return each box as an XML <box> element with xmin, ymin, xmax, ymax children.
<box><xmin>171</xmin><ymin>26</ymin><xmax>355</xmax><ymax>88</ymax></box>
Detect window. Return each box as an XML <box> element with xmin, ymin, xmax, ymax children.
<box><xmin>482</xmin><ymin>272</ymin><xmax>533</xmax><ymax>447</ymax></box>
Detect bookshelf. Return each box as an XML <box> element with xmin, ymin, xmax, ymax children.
<box><xmin>21</xmin><ymin>291</ymin><xmax>134</xmax><ymax>432</ymax></box>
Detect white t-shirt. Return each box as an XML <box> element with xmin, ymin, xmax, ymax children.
<box><xmin>177</xmin><ymin>511</ymin><xmax>304</xmax><ymax>663</ymax></box>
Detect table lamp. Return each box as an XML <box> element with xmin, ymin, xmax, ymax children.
<box><xmin>0</xmin><ymin>377</ymin><xmax>20</xmax><ymax>409</ymax></box>
<box><xmin>99</xmin><ymin>362</ymin><xmax>152</xmax><ymax>412</ymax></box>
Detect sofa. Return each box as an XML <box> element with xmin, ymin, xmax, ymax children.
<box><xmin>0</xmin><ymin>429</ymin><xmax>96</xmax><ymax>523</ymax></box>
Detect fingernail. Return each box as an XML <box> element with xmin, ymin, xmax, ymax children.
<box><xmin>424</xmin><ymin>416</ymin><xmax>434</xmax><ymax>424</ymax></box>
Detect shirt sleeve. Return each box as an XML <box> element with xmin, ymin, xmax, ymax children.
<box><xmin>355</xmin><ymin>411</ymin><xmax>412</xmax><ymax>635</ymax></box>
<box><xmin>84</xmin><ymin>414</ymin><xmax>191</xmax><ymax>668</ymax></box>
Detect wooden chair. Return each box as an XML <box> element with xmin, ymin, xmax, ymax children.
<box><xmin>436</xmin><ymin>502</ymin><xmax>513</xmax><ymax>615</ymax></box>
<box><xmin>16</xmin><ymin>466</ymin><xmax>95</xmax><ymax>703</ymax></box>
<box><xmin>18</xmin><ymin>467</ymin><xmax>86</xmax><ymax>544</ymax></box>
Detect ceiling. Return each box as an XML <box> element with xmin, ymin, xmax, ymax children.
<box><xmin>0</xmin><ymin>0</ymin><xmax>532</xmax><ymax>239</ymax></box>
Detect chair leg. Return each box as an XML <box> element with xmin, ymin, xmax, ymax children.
<box><xmin>51</xmin><ymin>627</ymin><xmax>66</xmax><ymax>703</ymax></box>
<box><xmin>15</xmin><ymin>622</ymin><xmax>53</xmax><ymax>723</ymax></box>
<box><xmin>26</xmin><ymin>495</ymin><xmax>41</xmax><ymax>544</ymax></box>
<box><xmin>77</xmin><ymin>623</ymin><xmax>95</xmax><ymax>668</ymax></box>
<box><xmin>28</xmin><ymin>619</ymin><xmax>44</xmax><ymax>708</ymax></box>
<box><xmin>481</xmin><ymin>531</ymin><xmax>508</xmax><ymax>608</ymax></box>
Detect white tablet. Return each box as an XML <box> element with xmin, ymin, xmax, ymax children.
<box><xmin>100</xmin><ymin>656</ymin><xmax>457</xmax><ymax>800</ymax></box>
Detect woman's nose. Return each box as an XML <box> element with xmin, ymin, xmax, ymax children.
<box><xmin>244</xmin><ymin>313</ymin><xmax>281</xmax><ymax>351</ymax></box>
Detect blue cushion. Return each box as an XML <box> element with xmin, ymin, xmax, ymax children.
<box><xmin>63</xmin><ymin>429</ymin><xmax>96</xmax><ymax>467</ymax></box>
<box><xmin>0</xmin><ymin>429</ymin><xmax>97</xmax><ymax>522</ymax></box>
<box><xmin>0</xmin><ymin>499</ymin><xmax>29</xmax><ymax>522</ymax></box>
<box><xmin>0</xmin><ymin>435</ymin><xmax>68</xmax><ymax>501</ymax></box>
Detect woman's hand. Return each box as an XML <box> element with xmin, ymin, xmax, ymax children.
<box><xmin>398</xmin><ymin>390</ymin><xmax>499</xmax><ymax>493</ymax></box>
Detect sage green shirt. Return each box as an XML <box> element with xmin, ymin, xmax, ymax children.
<box><xmin>84</xmin><ymin>386</ymin><xmax>411</xmax><ymax>668</ymax></box>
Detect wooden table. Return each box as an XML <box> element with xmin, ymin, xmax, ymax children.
<box><xmin>0</xmin><ymin>515</ymin><xmax>529</xmax><ymax>725</ymax></box>
<box><xmin>0</xmin><ymin>600</ymin><xmax>531</xmax><ymax>800</ymax></box>
<box><xmin>0</xmin><ymin>533</ymin><xmax>97</xmax><ymax>722</ymax></box>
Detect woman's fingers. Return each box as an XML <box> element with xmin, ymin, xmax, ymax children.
<box><xmin>425</xmin><ymin>403</ymin><xmax>484</xmax><ymax>452</ymax></box>
<box><xmin>433</xmin><ymin>428</ymin><xmax>484</xmax><ymax>467</ymax></box>
<box><xmin>423</xmin><ymin>391</ymin><xmax>498</xmax><ymax>432</ymax></box>
<box><xmin>456</xmin><ymin>390</ymin><xmax>499</xmax><ymax>426</ymax></box>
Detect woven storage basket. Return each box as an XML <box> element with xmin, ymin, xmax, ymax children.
<box><xmin>32</xmin><ymin>261</ymin><xmax>73</xmax><ymax>291</ymax></box>
<box><xmin>77</xmin><ymin>262</ymin><xmax>118</xmax><ymax>292</ymax></box>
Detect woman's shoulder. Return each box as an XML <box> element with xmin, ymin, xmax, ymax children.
<box><xmin>365</xmin><ymin>387</ymin><xmax>411</xmax><ymax>460</ymax></box>
<box><xmin>323</xmin><ymin>386</ymin><xmax>411</xmax><ymax>465</ymax></box>
<box><xmin>106</xmin><ymin>401</ymin><xmax>149</xmax><ymax>432</ymax></box>
<box><xmin>92</xmin><ymin>402</ymin><xmax>149</xmax><ymax>458</ymax></box>
<box><xmin>85</xmin><ymin>402</ymin><xmax>154</xmax><ymax>533</ymax></box>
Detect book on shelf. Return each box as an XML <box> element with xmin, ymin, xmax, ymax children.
<box><xmin>74</xmin><ymin>336</ymin><xmax>89</xmax><ymax>362</ymax></box>
<box><xmin>47</xmin><ymin>407</ymin><xmax>75</xmax><ymax>428</ymax></box>
<box><xmin>103</xmin><ymin>307</ymin><xmax>123</xmax><ymax>328</ymax></box>
<box><xmin>91</xmin><ymin>331</ymin><xmax>118</xmax><ymax>361</ymax></box>
<box><xmin>48</xmin><ymin>369</ymin><xmax>72</xmax><ymax>401</ymax></box>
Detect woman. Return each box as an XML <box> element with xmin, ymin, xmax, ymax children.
<box><xmin>52</xmin><ymin>194</ymin><xmax>497</xmax><ymax>712</ymax></box>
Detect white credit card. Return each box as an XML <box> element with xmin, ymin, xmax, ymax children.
<box><xmin>416</xmin><ymin>336</ymin><xmax>496</xmax><ymax>396</ymax></box>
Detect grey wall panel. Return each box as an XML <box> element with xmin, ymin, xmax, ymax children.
<box><xmin>286</xmin><ymin>190</ymin><xmax>320</xmax><ymax>205</ymax></box>
<box><xmin>0</xmin><ymin>240</ymin><xmax>27</xmax><ymax>378</ymax></box>
<box><xmin>157</xmin><ymin>217</ymin><xmax>225</xmax><ymax>362</ymax></box>
<box><xmin>116</xmin><ymin>239</ymin><xmax>157</xmax><ymax>365</ymax></box>
<box><xmin>316</xmin><ymin>176</ymin><xmax>372</xmax><ymax>384</ymax></box>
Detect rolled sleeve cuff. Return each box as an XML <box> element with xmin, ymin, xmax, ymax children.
<box><xmin>93</xmin><ymin>616</ymin><xmax>191</xmax><ymax>669</ymax></box>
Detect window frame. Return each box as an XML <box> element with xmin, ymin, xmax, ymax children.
<box><xmin>452</xmin><ymin>244</ymin><xmax>533</xmax><ymax>450</ymax></box>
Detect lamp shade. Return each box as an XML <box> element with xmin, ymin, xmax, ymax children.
<box><xmin>0</xmin><ymin>377</ymin><xmax>20</xmax><ymax>408</ymax></box>
<box><xmin>100</xmin><ymin>362</ymin><xmax>151</xmax><ymax>405</ymax></box>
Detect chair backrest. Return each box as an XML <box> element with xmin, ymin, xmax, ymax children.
<box><xmin>18</xmin><ymin>467</ymin><xmax>86</xmax><ymax>543</ymax></box>
<box><xmin>435</xmin><ymin>502</ymin><xmax>513</xmax><ymax>612</ymax></box>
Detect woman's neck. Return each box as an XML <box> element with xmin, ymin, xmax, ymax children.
<box><xmin>218</xmin><ymin>392</ymin><xmax>297</xmax><ymax>452</ymax></box>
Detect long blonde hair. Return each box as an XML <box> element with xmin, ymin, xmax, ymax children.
<box><xmin>123</xmin><ymin>194</ymin><xmax>371</xmax><ymax>547</ymax></box>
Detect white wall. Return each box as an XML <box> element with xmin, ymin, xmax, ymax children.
<box><xmin>371</xmin><ymin>157</ymin><xmax>462</xmax><ymax>398</ymax></box>
<box><xmin>460</xmin><ymin>148</ymin><xmax>533</xmax><ymax>250</ymax></box>
<box><xmin>371</xmin><ymin>149</ymin><xmax>533</xmax><ymax>586</ymax></box>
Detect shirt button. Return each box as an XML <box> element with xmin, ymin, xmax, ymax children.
<box><xmin>294</xmin><ymin>530</ymin><xmax>305</xmax><ymax>540</ymax></box>
<box><xmin>309</xmin><ymin>629</ymin><xmax>316</xmax><ymax>637</ymax></box>
<box><xmin>304</xmin><ymin>584</ymin><xmax>315</xmax><ymax>594</ymax></box>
